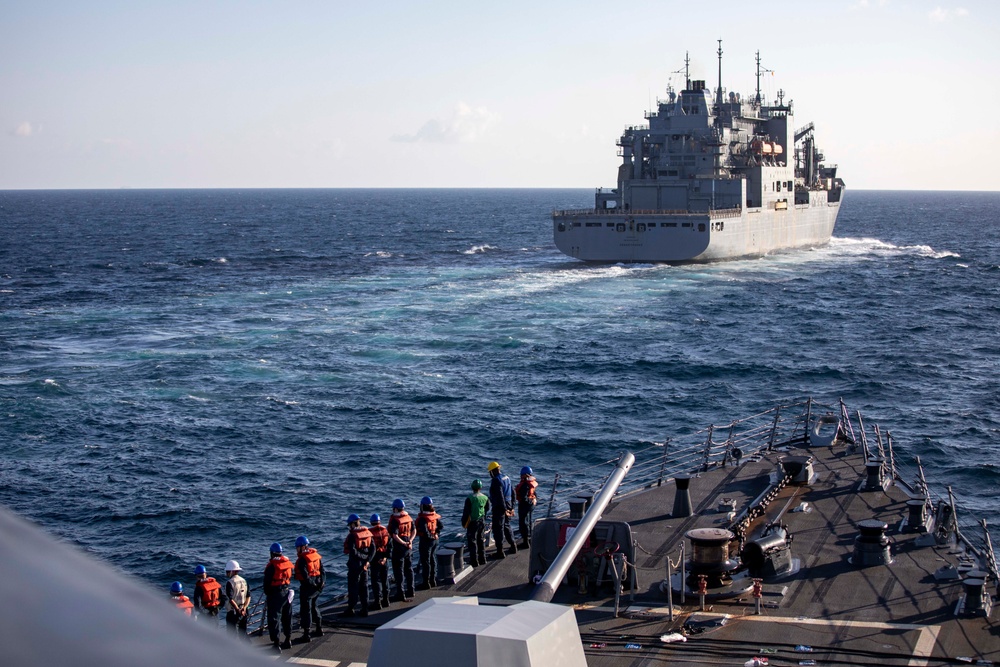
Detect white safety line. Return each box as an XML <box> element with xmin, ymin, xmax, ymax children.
<box><xmin>908</xmin><ymin>625</ymin><xmax>942</xmax><ymax>667</ymax></box>
<box><xmin>287</xmin><ymin>658</ymin><xmax>341</xmax><ymax>666</ymax></box>
<box><xmin>736</xmin><ymin>615</ymin><xmax>942</xmax><ymax>664</ymax></box>
<box><xmin>738</xmin><ymin>614</ymin><xmax>930</xmax><ymax>631</ymax></box>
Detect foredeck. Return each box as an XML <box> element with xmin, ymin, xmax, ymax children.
<box><xmin>256</xmin><ymin>440</ymin><xmax>999</xmax><ymax>666</ymax></box>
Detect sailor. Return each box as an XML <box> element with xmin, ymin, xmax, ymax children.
<box><xmin>461</xmin><ymin>479</ymin><xmax>490</xmax><ymax>567</ymax></box>
<box><xmin>263</xmin><ymin>542</ymin><xmax>294</xmax><ymax>652</ymax></box>
<box><xmin>294</xmin><ymin>535</ymin><xmax>325</xmax><ymax>641</ymax></box>
<box><xmin>515</xmin><ymin>466</ymin><xmax>539</xmax><ymax>549</ymax></box>
<box><xmin>342</xmin><ymin>514</ymin><xmax>373</xmax><ymax>617</ymax></box>
<box><xmin>192</xmin><ymin>564</ymin><xmax>223</xmax><ymax>619</ymax></box>
<box><xmin>170</xmin><ymin>581</ymin><xmax>194</xmax><ymax>616</ymax></box>
<box><xmin>488</xmin><ymin>461</ymin><xmax>517</xmax><ymax>558</ymax></box>
<box><xmin>224</xmin><ymin>560</ymin><xmax>250</xmax><ymax>639</ymax></box>
<box><xmin>415</xmin><ymin>496</ymin><xmax>442</xmax><ymax>589</ymax></box>
<box><xmin>368</xmin><ymin>513</ymin><xmax>391</xmax><ymax>609</ymax></box>
<box><xmin>387</xmin><ymin>498</ymin><xmax>415</xmax><ymax>601</ymax></box>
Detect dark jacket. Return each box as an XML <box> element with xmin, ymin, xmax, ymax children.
<box><xmin>490</xmin><ymin>472</ymin><xmax>513</xmax><ymax>516</ymax></box>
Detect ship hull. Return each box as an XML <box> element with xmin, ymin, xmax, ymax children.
<box><xmin>553</xmin><ymin>197</ymin><xmax>842</xmax><ymax>263</ymax></box>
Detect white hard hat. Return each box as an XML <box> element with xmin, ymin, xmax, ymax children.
<box><xmin>226</xmin><ymin>559</ymin><xmax>241</xmax><ymax>572</ymax></box>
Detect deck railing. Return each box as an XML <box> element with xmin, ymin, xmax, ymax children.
<box><xmin>543</xmin><ymin>399</ymin><xmax>817</xmax><ymax>519</ymax></box>
<box><xmin>553</xmin><ymin>206</ymin><xmax>742</xmax><ymax>218</ymax></box>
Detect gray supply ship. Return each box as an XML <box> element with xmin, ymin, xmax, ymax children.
<box><xmin>553</xmin><ymin>45</ymin><xmax>845</xmax><ymax>263</ymax></box>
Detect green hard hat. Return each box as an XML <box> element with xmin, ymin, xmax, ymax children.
<box><xmin>471</xmin><ymin>478</ymin><xmax>483</xmax><ymax>490</ymax></box>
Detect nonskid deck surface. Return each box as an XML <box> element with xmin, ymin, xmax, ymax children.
<box><xmin>252</xmin><ymin>443</ymin><xmax>999</xmax><ymax>665</ymax></box>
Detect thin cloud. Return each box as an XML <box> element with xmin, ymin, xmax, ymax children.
<box><xmin>12</xmin><ymin>121</ymin><xmax>35</xmax><ymax>137</ymax></box>
<box><xmin>929</xmin><ymin>6</ymin><xmax>969</xmax><ymax>21</ymax></box>
<box><xmin>391</xmin><ymin>103</ymin><xmax>499</xmax><ymax>144</ymax></box>
<box><xmin>849</xmin><ymin>0</ymin><xmax>888</xmax><ymax>10</ymax></box>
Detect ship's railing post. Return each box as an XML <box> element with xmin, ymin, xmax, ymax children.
<box><xmin>545</xmin><ymin>472</ymin><xmax>560</xmax><ymax>519</ymax></box>
<box><xmin>838</xmin><ymin>399</ymin><xmax>856</xmax><ymax>451</ymax></box>
<box><xmin>767</xmin><ymin>407</ymin><xmax>781</xmax><ymax>451</ymax></box>
<box><xmin>666</xmin><ymin>555</ymin><xmax>674</xmax><ymax>621</ymax></box>
<box><xmin>679</xmin><ymin>543</ymin><xmax>686</xmax><ymax>605</ymax></box>
<box><xmin>857</xmin><ymin>411</ymin><xmax>871</xmax><ymax>460</ymax></box>
<box><xmin>886</xmin><ymin>431</ymin><xmax>898</xmax><ymax>482</ymax></box>
<box><xmin>722</xmin><ymin>423</ymin><xmax>736</xmax><ymax>466</ymax></box>
<box><xmin>657</xmin><ymin>438</ymin><xmax>670</xmax><ymax>486</ymax></box>
<box><xmin>947</xmin><ymin>486</ymin><xmax>964</xmax><ymax>543</ymax></box>
<box><xmin>804</xmin><ymin>397</ymin><xmax>813</xmax><ymax>446</ymax></box>
<box><xmin>873</xmin><ymin>424</ymin><xmax>887</xmax><ymax>461</ymax></box>
<box><xmin>981</xmin><ymin>520</ymin><xmax>999</xmax><ymax>594</ymax></box>
<box><xmin>701</xmin><ymin>425</ymin><xmax>714</xmax><ymax>472</ymax></box>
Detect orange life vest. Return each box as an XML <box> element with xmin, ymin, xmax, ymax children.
<box><xmin>351</xmin><ymin>526</ymin><xmax>373</xmax><ymax>550</ymax></box>
<box><xmin>296</xmin><ymin>548</ymin><xmax>322</xmax><ymax>580</ymax></box>
<box><xmin>174</xmin><ymin>594</ymin><xmax>194</xmax><ymax>615</ymax></box>
<box><xmin>268</xmin><ymin>555</ymin><xmax>293</xmax><ymax>587</ymax></box>
<box><xmin>418</xmin><ymin>511</ymin><xmax>440</xmax><ymax>538</ymax></box>
<box><xmin>198</xmin><ymin>577</ymin><xmax>222</xmax><ymax>609</ymax></box>
<box><xmin>517</xmin><ymin>477</ymin><xmax>538</xmax><ymax>503</ymax></box>
<box><xmin>370</xmin><ymin>524</ymin><xmax>390</xmax><ymax>552</ymax></box>
<box><xmin>389</xmin><ymin>511</ymin><xmax>413</xmax><ymax>540</ymax></box>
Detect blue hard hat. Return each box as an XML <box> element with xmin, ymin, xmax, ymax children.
<box><xmin>193</xmin><ymin>564</ymin><xmax>206</xmax><ymax>575</ymax></box>
<box><xmin>421</xmin><ymin>496</ymin><xmax>433</xmax><ymax>506</ymax></box>
<box><xmin>347</xmin><ymin>513</ymin><xmax>361</xmax><ymax>524</ymax></box>
<box><xmin>392</xmin><ymin>498</ymin><xmax>405</xmax><ymax>509</ymax></box>
<box><xmin>270</xmin><ymin>542</ymin><xmax>283</xmax><ymax>554</ymax></box>
<box><xmin>295</xmin><ymin>535</ymin><xmax>309</xmax><ymax>548</ymax></box>
<box><xmin>520</xmin><ymin>466</ymin><xmax>533</xmax><ymax>476</ymax></box>
<box><xmin>170</xmin><ymin>581</ymin><xmax>183</xmax><ymax>594</ymax></box>
<box><xmin>370</xmin><ymin>513</ymin><xmax>381</xmax><ymax>524</ymax></box>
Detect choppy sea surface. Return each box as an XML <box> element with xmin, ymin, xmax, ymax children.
<box><xmin>1</xmin><ymin>188</ymin><xmax>998</xmax><ymax>594</ymax></box>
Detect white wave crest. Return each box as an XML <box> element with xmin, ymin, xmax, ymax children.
<box><xmin>265</xmin><ymin>396</ymin><xmax>299</xmax><ymax>406</ymax></box>
<box><xmin>829</xmin><ymin>237</ymin><xmax>960</xmax><ymax>260</ymax></box>
<box><xmin>364</xmin><ymin>251</ymin><xmax>393</xmax><ymax>259</ymax></box>
<box><xmin>462</xmin><ymin>244</ymin><xmax>497</xmax><ymax>255</ymax></box>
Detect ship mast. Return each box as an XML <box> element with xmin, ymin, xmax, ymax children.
<box><xmin>755</xmin><ymin>50</ymin><xmax>773</xmax><ymax>106</ymax></box>
<box><xmin>716</xmin><ymin>39</ymin><xmax>724</xmax><ymax>108</ymax></box>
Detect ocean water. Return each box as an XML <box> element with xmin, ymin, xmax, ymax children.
<box><xmin>1</xmin><ymin>188</ymin><xmax>998</xmax><ymax>593</ymax></box>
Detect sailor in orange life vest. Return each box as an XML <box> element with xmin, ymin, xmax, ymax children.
<box><xmin>368</xmin><ymin>513</ymin><xmax>391</xmax><ymax>610</ymax></box>
<box><xmin>342</xmin><ymin>514</ymin><xmax>374</xmax><ymax>617</ymax></box>
<box><xmin>192</xmin><ymin>564</ymin><xmax>223</xmax><ymax>618</ymax></box>
<box><xmin>488</xmin><ymin>461</ymin><xmax>518</xmax><ymax>559</ymax></box>
<box><xmin>170</xmin><ymin>581</ymin><xmax>194</xmax><ymax>616</ymax></box>
<box><xmin>294</xmin><ymin>535</ymin><xmax>326</xmax><ymax>642</ymax></box>
<box><xmin>515</xmin><ymin>466</ymin><xmax>539</xmax><ymax>549</ymax></box>
<box><xmin>387</xmin><ymin>498</ymin><xmax>415</xmax><ymax>601</ymax></box>
<box><xmin>224</xmin><ymin>560</ymin><xmax>250</xmax><ymax>639</ymax></box>
<box><xmin>263</xmin><ymin>542</ymin><xmax>294</xmax><ymax>652</ymax></box>
<box><xmin>415</xmin><ymin>496</ymin><xmax>443</xmax><ymax>590</ymax></box>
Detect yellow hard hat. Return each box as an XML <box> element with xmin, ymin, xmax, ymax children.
<box><xmin>487</xmin><ymin>461</ymin><xmax>501</xmax><ymax>472</ymax></box>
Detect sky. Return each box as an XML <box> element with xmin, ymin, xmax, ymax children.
<box><xmin>1</xmin><ymin>0</ymin><xmax>996</xmax><ymax>190</ymax></box>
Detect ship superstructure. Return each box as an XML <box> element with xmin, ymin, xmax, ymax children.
<box><xmin>553</xmin><ymin>44</ymin><xmax>845</xmax><ymax>262</ymax></box>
